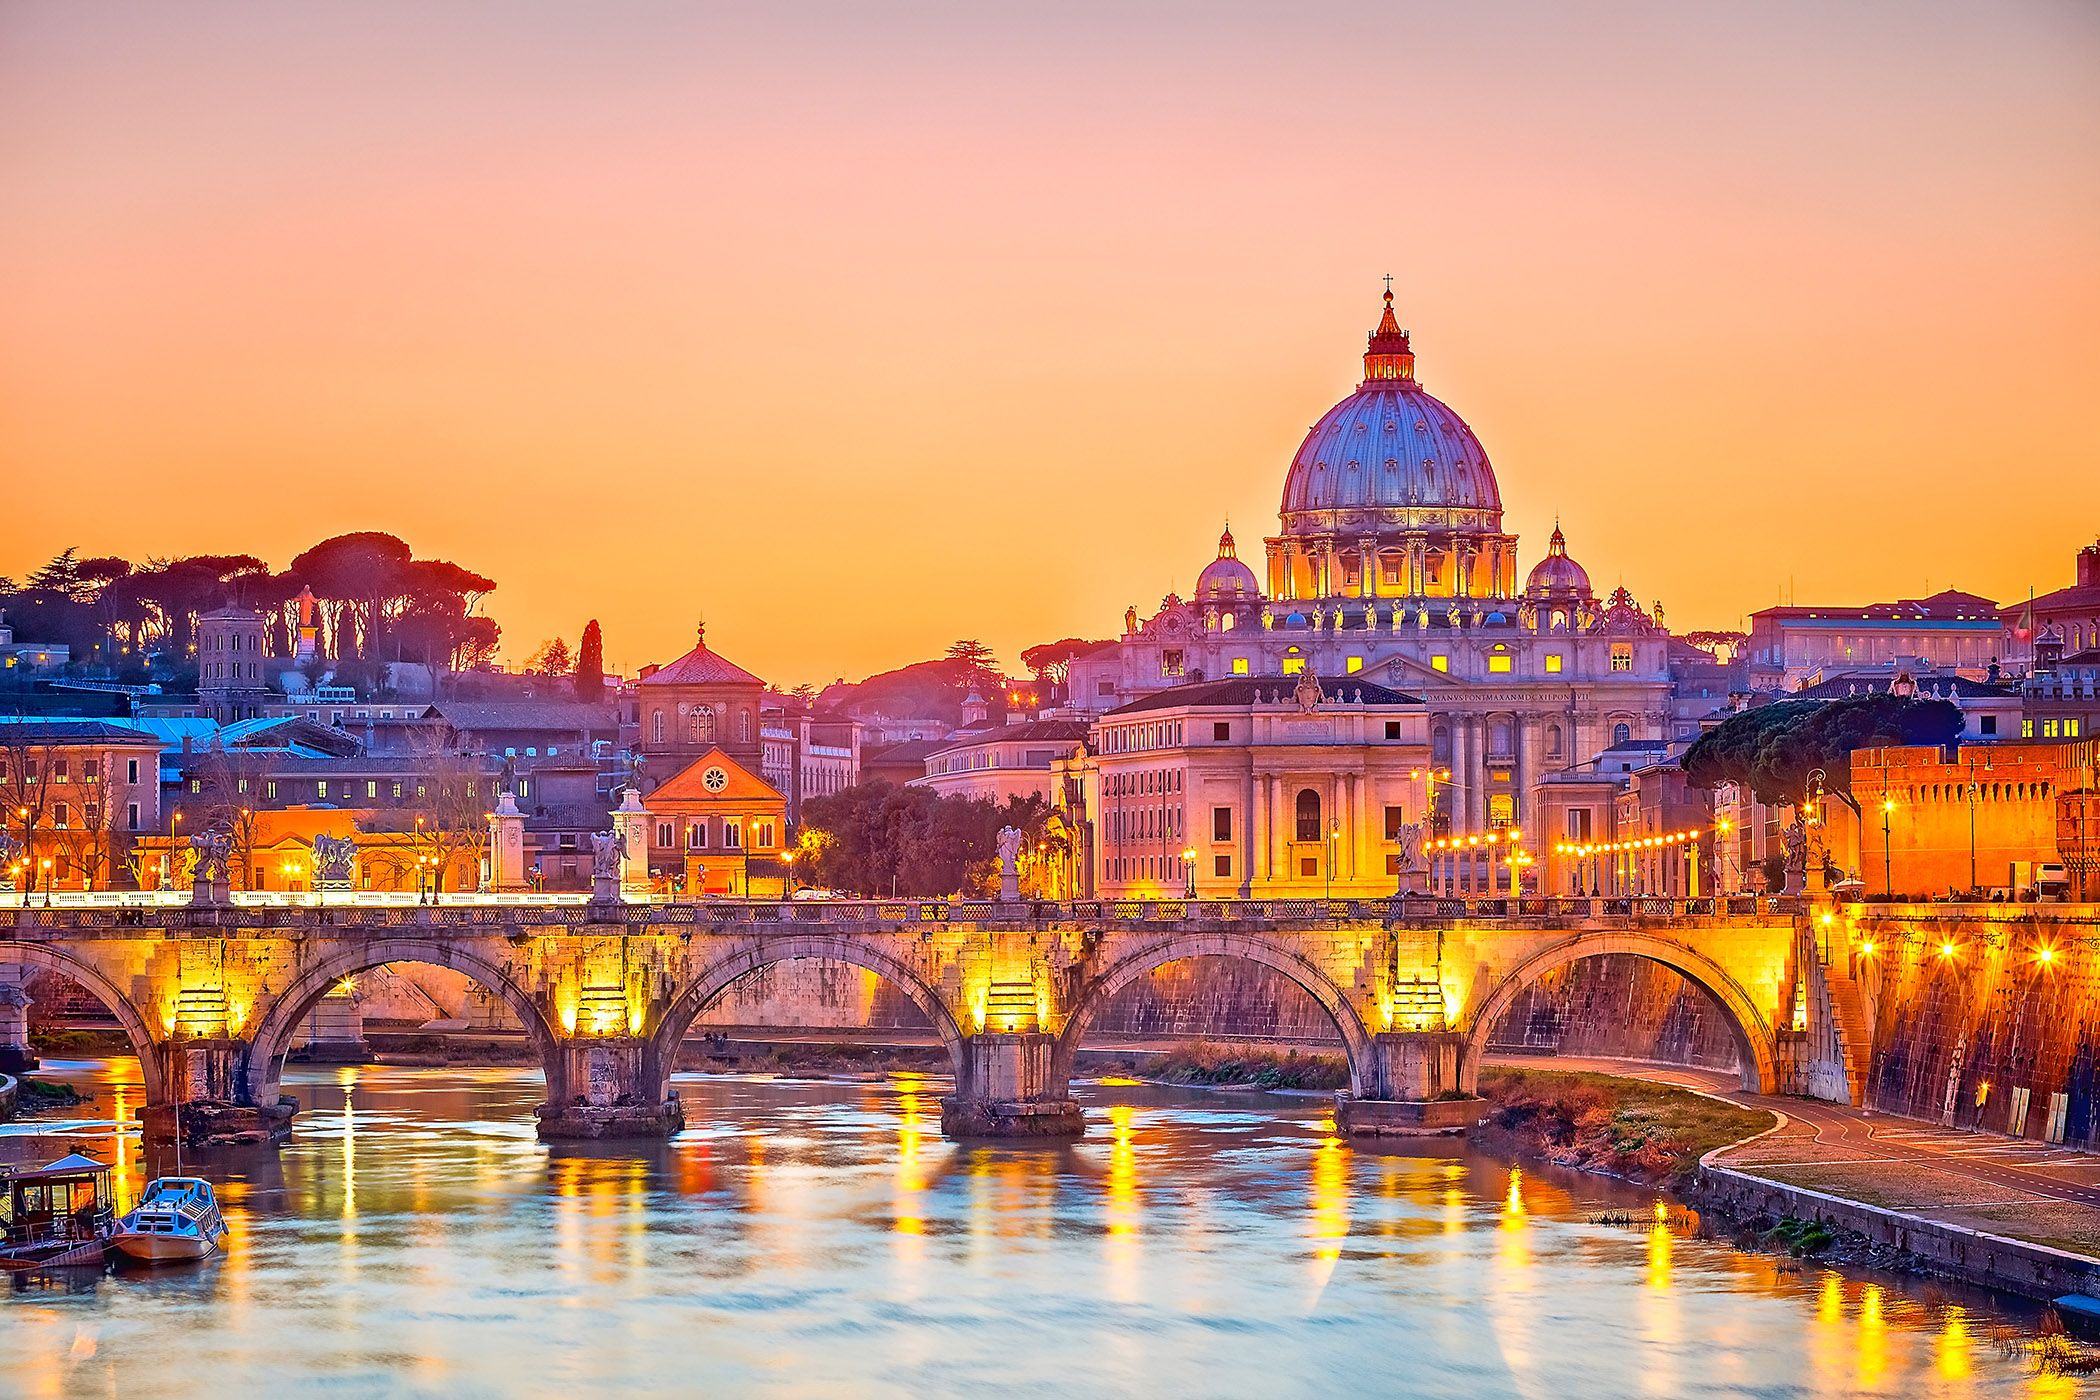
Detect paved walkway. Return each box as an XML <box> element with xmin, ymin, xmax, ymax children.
<box><xmin>1490</xmin><ymin>1054</ymin><xmax>2100</xmax><ymax>1259</ymax></box>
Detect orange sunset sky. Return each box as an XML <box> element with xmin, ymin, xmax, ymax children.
<box><xmin>3</xmin><ymin>2</ymin><xmax>2097</xmax><ymax>687</ymax></box>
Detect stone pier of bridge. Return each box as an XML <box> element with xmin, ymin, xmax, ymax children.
<box><xmin>0</xmin><ymin>895</ymin><xmax>1848</xmax><ymax>1146</ymax></box>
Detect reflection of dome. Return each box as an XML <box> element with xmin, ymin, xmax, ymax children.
<box><xmin>1524</xmin><ymin>525</ymin><xmax>1592</xmax><ymax>599</ymax></box>
<box><xmin>1278</xmin><ymin>290</ymin><xmax>1502</xmax><ymax>537</ymax></box>
<box><xmin>1196</xmin><ymin>526</ymin><xmax>1262</xmax><ymax>602</ymax></box>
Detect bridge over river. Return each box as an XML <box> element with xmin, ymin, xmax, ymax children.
<box><xmin>0</xmin><ymin>892</ymin><xmax>1862</xmax><ymax>1142</ymax></box>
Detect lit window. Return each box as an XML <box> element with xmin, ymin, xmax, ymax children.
<box><xmin>1488</xmin><ymin>647</ymin><xmax>1512</xmax><ymax>673</ymax></box>
<box><xmin>1282</xmin><ymin>652</ymin><xmax>1307</xmax><ymax>676</ymax></box>
<box><xmin>1230</xmin><ymin>657</ymin><xmax>1250</xmax><ymax>675</ymax></box>
<box><xmin>1346</xmin><ymin>656</ymin><xmax>1363</xmax><ymax>673</ymax></box>
<box><xmin>1432</xmin><ymin>655</ymin><xmax>1449</xmax><ymax>672</ymax></box>
<box><xmin>1610</xmin><ymin>643</ymin><xmax>1633</xmax><ymax>672</ymax></box>
<box><xmin>2070</xmin><ymin>719</ymin><xmax>2084</xmax><ymax>737</ymax></box>
<box><xmin>1545</xmin><ymin>654</ymin><xmax>1563</xmax><ymax>674</ymax></box>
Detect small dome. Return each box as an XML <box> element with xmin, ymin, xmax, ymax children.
<box><xmin>1196</xmin><ymin>525</ymin><xmax>1262</xmax><ymax>602</ymax></box>
<box><xmin>1525</xmin><ymin>525</ymin><xmax>1592</xmax><ymax>600</ymax></box>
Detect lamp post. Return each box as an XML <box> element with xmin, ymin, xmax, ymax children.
<box><xmin>1181</xmin><ymin>845</ymin><xmax>1196</xmax><ymax>898</ymax></box>
<box><xmin>780</xmin><ymin>847</ymin><xmax>796</xmax><ymax>900</ymax></box>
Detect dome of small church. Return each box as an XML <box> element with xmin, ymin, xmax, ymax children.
<box><xmin>1196</xmin><ymin>526</ymin><xmax>1262</xmax><ymax>602</ymax></box>
<box><xmin>1278</xmin><ymin>289</ymin><xmax>1502</xmax><ymax>537</ymax></box>
<box><xmin>1524</xmin><ymin>525</ymin><xmax>1592</xmax><ymax>600</ymax></box>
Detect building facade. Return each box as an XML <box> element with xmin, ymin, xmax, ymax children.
<box><xmin>1068</xmin><ymin>675</ymin><xmax>1431</xmax><ymax>899</ymax></box>
<box><xmin>1745</xmin><ymin>591</ymin><xmax>2007</xmax><ymax>692</ymax></box>
<box><xmin>641</xmin><ymin>746</ymin><xmax>789</xmax><ymax>896</ymax></box>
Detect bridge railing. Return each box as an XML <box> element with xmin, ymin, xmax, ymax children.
<box><xmin>3</xmin><ymin>889</ymin><xmax>1803</xmax><ymax>928</ymax></box>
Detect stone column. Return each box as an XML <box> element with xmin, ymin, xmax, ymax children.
<box><xmin>143</xmin><ymin>1037</ymin><xmax>296</xmax><ymax>1146</ymax></box>
<box><xmin>537</xmin><ymin>1036</ymin><xmax>685</xmax><ymax>1140</ymax></box>
<box><xmin>615</xmin><ymin>786</ymin><xmax>651</xmax><ymax>900</ymax></box>
<box><xmin>1359</xmin><ymin>535</ymin><xmax>1378</xmax><ymax>598</ymax></box>
<box><xmin>940</xmin><ymin>1032</ymin><xmax>1083</xmax><ymax>1138</ymax></box>
<box><xmin>1241</xmin><ymin>769</ymin><xmax>1259</xmax><ymax>897</ymax></box>
<box><xmin>1336</xmin><ymin>1032</ymin><xmax>1474</xmax><ymax>1137</ymax></box>
<box><xmin>1268</xmin><ymin>774</ymin><xmax>1286</xmax><ymax>884</ymax></box>
<box><xmin>299</xmin><ymin>985</ymin><xmax>372</xmax><ymax>1063</ymax></box>
<box><xmin>487</xmin><ymin>789</ymin><xmax>528</xmax><ymax>891</ymax></box>
<box><xmin>0</xmin><ymin>972</ymin><xmax>36</xmax><ymax>1074</ymax></box>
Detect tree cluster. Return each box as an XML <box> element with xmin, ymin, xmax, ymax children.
<box><xmin>798</xmin><ymin>781</ymin><xmax>1052</xmax><ymax>897</ymax></box>
<box><xmin>1</xmin><ymin>534</ymin><xmax>501</xmax><ymax>680</ymax></box>
<box><xmin>1682</xmin><ymin>693</ymin><xmax>1963</xmax><ymax>814</ymax></box>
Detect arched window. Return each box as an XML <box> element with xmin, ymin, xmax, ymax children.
<box><xmin>1612</xmin><ymin>722</ymin><xmax>1631</xmax><ymax>746</ymax></box>
<box><xmin>1546</xmin><ymin>724</ymin><xmax>1563</xmax><ymax>759</ymax></box>
<box><xmin>689</xmin><ymin>708</ymin><xmax>715</xmax><ymax>743</ymax></box>
<box><xmin>652</xmin><ymin>709</ymin><xmax>665</xmax><ymax>745</ymax></box>
<box><xmin>739</xmin><ymin>711</ymin><xmax>753</xmax><ymax>743</ymax></box>
<box><xmin>1295</xmin><ymin>788</ymin><xmax>1323</xmax><ymax>842</ymax></box>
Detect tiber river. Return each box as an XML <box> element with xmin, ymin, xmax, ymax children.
<box><xmin>0</xmin><ymin>1057</ymin><xmax>2077</xmax><ymax>1398</ymax></box>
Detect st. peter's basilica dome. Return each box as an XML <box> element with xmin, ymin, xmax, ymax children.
<box><xmin>1276</xmin><ymin>290</ymin><xmax>1502</xmax><ymax>538</ymax></box>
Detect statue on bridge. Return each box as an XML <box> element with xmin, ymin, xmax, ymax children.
<box><xmin>1782</xmin><ymin>820</ymin><xmax>1808</xmax><ymax>896</ymax></box>
<box><xmin>312</xmin><ymin>834</ymin><xmax>356</xmax><ymax>887</ymax></box>
<box><xmin>995</xmin><ymin>825</ymin><xmax>1025</xmax><ymax>903</ymax></box>
<box><xmin>189</xmin><ymin>828</ymin><xmax>232</xmax><ymax>903</ymax></box>
<box><xmin>589</xmin><ymin>830</ymin><xmax>622</xmax><ymax>901</ymax></box>
<box><xmin>1391</xmin><ymin>819</ymin><xmax>1425</xmax><ymax>893</ymax></box>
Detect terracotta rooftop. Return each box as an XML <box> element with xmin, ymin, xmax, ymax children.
<box><xmin>639</xmin><ymin>623</ymin><xmax>764</xmax><ymax>689</ymax></box>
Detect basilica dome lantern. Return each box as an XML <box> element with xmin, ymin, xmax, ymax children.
<box><xmin>1196</xmin><ymin>525</ymin><xmax>1262</xmax><ymax>632</ymax></box>
<box><xmin>1266</xmin><ymin>286</ymin><xmax>1518</xmax><ymax>608</ymax></box>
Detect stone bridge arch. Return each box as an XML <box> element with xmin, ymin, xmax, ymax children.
<box><xmin>1459</xmin><ymin>931</ymin><xmax>1783</xmax><ymax>1096</ymax></box>
<box><xmin>646</xmin><ymin>934</ymin><xmax>968</xmax><ymax>1096</ymax></box>
<box><xmin>0</xmin><ymin>943</ymin><xmax>166</xmax><ymax>1104</ymax></box>
<box><xmin>243</xmin><ymin>938</ymin><xmax>567</xmax><ymax>1110</ymax></box>
<box><xmin>1052</xmin><ymin>932</ymin><xmax>1378</xmax><ymax>1098</ymax></box>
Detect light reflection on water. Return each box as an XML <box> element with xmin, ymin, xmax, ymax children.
<box><xmin>0</xmin><ymin>1057</ymin><xmax>2064</xmax><ymax>1397</ymax></box>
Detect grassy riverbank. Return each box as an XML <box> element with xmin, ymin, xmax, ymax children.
<box><xmin>1084</xmin><ymin>1042</ymin><xmax>1350</xmax><ymax>1092</ymax></box>
<box><xmin>1475</xmin><ymin>1066</ymin><xmax>1775</xmax><ymax>1189</ymax></box>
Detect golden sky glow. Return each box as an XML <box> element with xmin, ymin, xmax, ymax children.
<box><xmin>4</xmin><ymin>2</ymin><xmax>2097</xmax><ymax>685</ymax></box>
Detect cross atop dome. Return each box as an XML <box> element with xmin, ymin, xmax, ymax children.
<box><xmin>1364</xmin><ymin>280</ymin><xmax>1415</xmax><ymax>384</ymax></box>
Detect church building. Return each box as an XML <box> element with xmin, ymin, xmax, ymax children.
<box><xmin>1068</xmin><ymin>288</ymin><xmax>1675</xmax><ymax>845</ymax></box>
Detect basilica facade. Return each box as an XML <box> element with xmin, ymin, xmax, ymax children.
<box><xmin>1068</xmin><ymin>289</ymin><xmax>1675</xmax><ymax>840</ymax></box>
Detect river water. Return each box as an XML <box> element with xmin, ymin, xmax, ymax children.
<box><xmin>0</xmin><ymin>1057</ymin><xmax>2073</xmax><ymax>1397</ymax></box>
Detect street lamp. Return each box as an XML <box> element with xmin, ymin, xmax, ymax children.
<box><xmin>780</xmin><ymin>847</ymin><xmax>797</xmax><ymax>900</ymax></box>
<box><xmin>1325</xmin><ymin>820</ymin><xmax>1339</xmax><ymax>900</ymax></box>
<box><xmin>1180</xmin><ymin>845</ymin><xmax>1196</xmax><ymax>898</ymax></box>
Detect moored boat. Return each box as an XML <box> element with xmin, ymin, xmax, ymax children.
<box><xmin>111</xmin><ymin>1177</ymin><xmax>227</xmax><ymax>1264</ymax></box>
<box><xmin>1</xmin><ymin>1152</ymin><xmax>115</xmax><ymax>1273</ymax></box>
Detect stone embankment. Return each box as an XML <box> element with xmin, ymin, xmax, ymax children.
<box><xmin>1696</xmin><ymin>1157</ymin><xmax>2100</xmax><ymax>1304</ymax></box>
<box><xmin>0</xmin><ymin>1072</ymin><xmax>16</xmax><ymax>1122</ymax></box>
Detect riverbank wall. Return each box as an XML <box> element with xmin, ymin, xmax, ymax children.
<box><xmin>1695</xmin><ymin>1157</ymin><xmax>2100</xmax><ymax>1303</ymax></box>
<box><xmin>0</xmin><ymin>1072</ymin><xmax>15</xmax><ymax>1122</ymax></box>
<box><xmin>1847</xmin><ymin>907</ymin><xmax>2100</xmax><ymax>1149</ymax></box>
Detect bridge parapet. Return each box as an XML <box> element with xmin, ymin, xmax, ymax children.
<box><xmin>1</xmin><ymin>895</ymin><xmax>1855</xmax><ymax>1146</ymax></box>
<box><xmin>7</xmin><ymin>893</ymin><xmax>1804</xmax><ymax>939</ymax></box>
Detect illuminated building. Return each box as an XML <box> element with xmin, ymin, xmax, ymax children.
<box><xmin>1069</xmin><ymin>288</ymin><xmax>1676</xmax><ymax>843</ymax></box>
<box><xmin>641</xmin><ymin>747</ymin><xmax>788</xmax><ymax>896</ymax></box>
<box><xmin>1057</xmin><ymin>674</ymin><xmax>1431</xmax><ymax>898</ymax></box>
